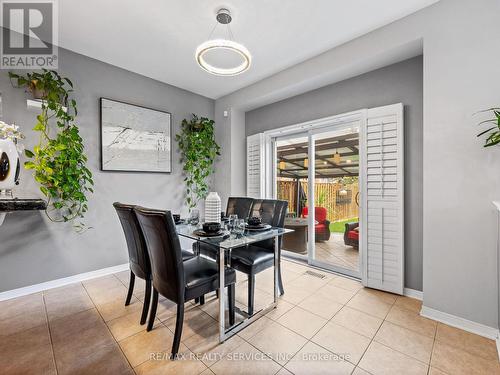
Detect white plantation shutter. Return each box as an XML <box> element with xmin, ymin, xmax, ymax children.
<box><xmin>246</xmin><ymin>133</ymin><xmax>265</xmax><ymax>198</ymax></box>
<box><xmin>361</xmin><ymin>103</ymin><xmax>404</xmax><ymax>294</ymax></box>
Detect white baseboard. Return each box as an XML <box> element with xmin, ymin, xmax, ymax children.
<box><xmin>403</xmin><ymin>288</ymin><xmax>423</xmax><ymax>300</ymax></box>
<box><xmin>0</xmin><ymin>263</ymin><xmax>130</xmax><ymax>301</ymax></box>
<box><xmin>421</xmin><ymin>305</ymin><xmax>499</xmax><ymax>340</ymax></box>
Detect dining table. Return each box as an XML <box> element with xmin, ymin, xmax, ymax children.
<box><xmin>176</xmin><ymin>222</ymin><xmax>293</xmax><ymax>343</ymax></box>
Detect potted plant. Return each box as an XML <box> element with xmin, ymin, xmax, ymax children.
<box><xmin>8</xmin><ymin>69</ymin><xmax>93</xmax><ymax>230</ymax></box>
<box><xmin>176</xmin><ymin>114</ymin><xmax>220</xmax><ymax>210</ymax></box>
<box><xmin>476</xmin><ymin>107</ymin><xmax>500</xmax><ymax>147</ymax></box>
<box><xmin>0</xmin><ymin>121</ymin><xmax>24</xmax><ymax>194</ymax></box>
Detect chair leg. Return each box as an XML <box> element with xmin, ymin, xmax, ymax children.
<box><xmin>147</xmin><ymin>288</ymin><xmax>158</xmax><ymax>332</ymax></box>
<box><xmin>228</xmin><ymin>284</ymin><xmax>235</xmax><ymax>326</ymax></box>
<box><xmin>248</xmin><ymin>274</ymin><xmax>255</xmax><ymax>316</ymax></box>
<box><xmin>216</xmin><ymin>289</ymin><xmax>219</xmax><ymax>298</ymax></box>
<box><xmin>278</xmin><ymin>262</ymin><xmax>285</xmax><ymax>296</ymax></box>
<box><xmin>125</xmin><ymin>271</ymin><xmax>135</xmax><ymax>306</ymax></box>
<box><xmin>194</xmin><ymin>297</ymin><xmax>200</xmax><ymax>304</ymax></box>
<box><xmin>171</xmin><ymin>303</ymin><xmax>184</xmax><ymax>359</ymax></box>
<box><xmin>140</xmin><ymin>278</ymin><xmax>151</xmax><ymax>325</ymax></box>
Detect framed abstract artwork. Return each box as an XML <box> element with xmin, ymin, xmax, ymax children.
<box><xmin>100</xmin><ymin>98</ymin><xmax>172</xmax><ymax>173</ymax></box>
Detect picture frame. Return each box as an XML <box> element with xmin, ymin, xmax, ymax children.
<box><xmin>99</xmin><ymin>98</ymin><xmax>172</xmax><ymax>173</ymax></box>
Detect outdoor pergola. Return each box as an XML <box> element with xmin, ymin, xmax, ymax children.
<box><xmin>277</xmin><ymin>133</ymin><xmax>359</xmax><ymax>180</ymax></box>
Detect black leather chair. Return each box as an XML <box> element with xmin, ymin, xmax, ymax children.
<box><xmin>113</xmin><ymin>202</ymin><xmax>153</xmax><ymax>325</ymax></box>
<box><xmin>230</xmin><ymin>199</ymin><xmax>288</xmax><ymax>315</ymax></box>
<box><xmin>134</xmin><ymin>206</ymin><xmax>236</xmax><ymax>358</ymax></box>
<box><xmin>113</xmin><ymin>203</ymin><xmax>195</xmax><ymax>326</ymax></box>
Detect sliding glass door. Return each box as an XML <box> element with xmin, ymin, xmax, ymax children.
<box><xmin>275</xmin><ymin>133</ymin><xmax>311</xmax><ymax>262</ymax></box>
<box><xmin>274</xmin><ymin>122</ymin><xmax>361</xmax><ymax>278</ymax></box>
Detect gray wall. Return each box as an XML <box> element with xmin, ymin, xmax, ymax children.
<box><xmin>215</xmin><ymin>0</ymin><xmax>500</xmax><ymax>328</ymax></box>
<box><xmin>0</xmin><ymin>47</ymin><xmax>214</xmax><ymax>292</ymax></box>
<box><xmin>245</xmin><ymin>56</ymin><xmax>423</xmax><ymax>291</ymax></box>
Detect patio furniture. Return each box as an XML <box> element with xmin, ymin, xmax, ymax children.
<box><xmin>302</xmin><ymin>206</ymin><xmax>331</xmax><ymax>241</ymax></box>
<box><xmin>134</xmin><ymin>206</ymin><xmax>236</xmax><ymax>358</ymax></box>
<box><xmin>344</xmin><ymin>221</ymin><xmax>359</xmax><ymax>249</ymax></box>
<box><xmin>283</xmin><ymin>217</ymin><xmax>308</xmax><ymax>254</ymax></box>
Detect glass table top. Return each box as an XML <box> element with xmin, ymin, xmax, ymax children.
<box><xmin>176</xmin><ymin>223</ymin><xmax>293</xmax><ymax>250</ymax></box>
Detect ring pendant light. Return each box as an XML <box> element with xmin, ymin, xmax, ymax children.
<box><xmin>195</xmin><ymin>8</ymin><xmax>251</xmax><ymax>76</ymax></box>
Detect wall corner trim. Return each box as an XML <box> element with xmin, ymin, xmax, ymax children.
<box><xmin>497</xmin><ymin>337</ymin><xmax>500</xmax><ymax>363</ymax></box>
<box><xmin>0</xmin><ymin>263</ymin><xmax>130</xmax><ymax>301</ymax></box>
<box><xmin>403</xmin><ymin>288</ymin><xmax>423</xmax><ymax>300</ymax></box>
<box><xmin>421</xmin><ymin>305</ymin><xmax>499</xmax><ymax>341</ymax></box>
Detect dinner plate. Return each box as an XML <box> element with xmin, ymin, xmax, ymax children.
<box><xmin>245</xmin><ymin>224</ymin><xmax>272</xmax><ymax>231</ymax></box>
<box><xmin>193</xmin><ymin>229</ymin><xmax>228</xmax><ymax>237</ymax></box>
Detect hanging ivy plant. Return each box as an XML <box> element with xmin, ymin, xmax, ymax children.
<box><xmin>175</xmin><ymin>114</ymin><xmax>220</xmax><ymax>210</ymax></box>
<box><xmin>8</xmin><ymin>69</ymin><xmax>93</xmax><ymax>230</ymax></box>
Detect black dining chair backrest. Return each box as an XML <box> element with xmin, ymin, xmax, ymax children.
<box><xmin>274</xmin><ymin>200</ymin><xmax>288</xmax><ymax>227</ymax></box>
<box><xmin>249</xmin><ymin>199</ymin><xmax>279</xmax><ymax>225</ymax></box>
<box><xmin>249</xmin><ymin>199</ymin><xmax>288</xmax><ymax>250</ymax></box>
<box><xmin>113</xmin><ymin>202</ymin><xmax>151</xmax><ymax>280</ymax></box>
<box><xmin>274</xmin><ymin>200</ymin><xmax>289</xmax><ymax>246</ymax></box>
<box><xmin>226</xmin><ymin>197</ymin><xmax>254</xmax><ymax>220</ymax></box>
<box><xmin>134</xmin><ymin>206</ymin><xmax>185</xmax><ymax>304</ymax></box>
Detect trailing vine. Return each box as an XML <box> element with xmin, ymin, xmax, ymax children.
<box><xmin>8</xmin><ymin>69</ymin><xmax>93</xmax><ymax>230</ymax></box>
<box><xmin>175</xmin><ymin>114</ymin><xmax>220</xmax><ymax>210</ymax></box>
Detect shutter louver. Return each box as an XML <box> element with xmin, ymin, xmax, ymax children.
<box><xmin>247</xmin><ymin>133</ymin><xmax>265</xmax><ymax>198</ymax></box>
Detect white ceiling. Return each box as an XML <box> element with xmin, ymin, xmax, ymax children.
<box><xmin>59</xmin><ymin>0</ymin><xmax>439</xmax><ymax>99</ymax></box>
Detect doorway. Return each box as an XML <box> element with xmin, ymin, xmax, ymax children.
<box><xmin>273</xmin><ymin>122</ymin><xmax>361</xmax><ymax>278</ymax></box>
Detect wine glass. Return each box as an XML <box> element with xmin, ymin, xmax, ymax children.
<box><xmin>189</xmin><ymin>209</ymin><xmax>200</xmax><ymax>225</ymax></box>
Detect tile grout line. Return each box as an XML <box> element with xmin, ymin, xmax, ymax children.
<box><xmin>41</xmin><ymin>291</ymin><xmax>59</xmax><ymax>375</ymax></box>
<box><xmin>305</xmin><ymin>284</ymin><xmax>369</xmax><ymax>368</ymax></box>
<box><xmin>353</xmin><ymin>295</ymin><xmax>394</xmax><ymax>373</ymax></box>
<box><xmin>249</xmin><ymin>277</ymin><xmax>364</xmax><ymax>372</ymax></box>
<box><xmin>358</xmin><ymin>297</ymin><xmax>437</xmax><ymax>373</ymax></box>
<box><xmin>81</xmin><ymin>279</ymin><xmax>137</xmax><ymax>372</ymax></box>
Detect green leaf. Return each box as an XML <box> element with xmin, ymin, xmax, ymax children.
<box><xmin>24</xmin><ymin>161</ymin><xmax>35</xmax><ymax>169</ymax></box>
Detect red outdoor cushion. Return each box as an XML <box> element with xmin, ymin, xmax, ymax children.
<box><xmin>315</xmin><ymin>223</ymin><xmax>328</xmax><ymax>233</ymax></box>
<box><xmin>348</xmin><ymin>230</ymin><xmax>359</xmax><ymax>240</ymax></box>
<box><xmin>301</xmin><ymin>206</ymin><xmax>328</xmax><ymax>223</ymax></box>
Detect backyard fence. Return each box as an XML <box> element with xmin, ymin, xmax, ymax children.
<box><xmin>277</xmin><ymin>179</ymin><xmax>359</xmax><ymax>223</ymax></box>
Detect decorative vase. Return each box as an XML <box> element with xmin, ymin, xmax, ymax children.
<box><xmin>0</xmin><ymin>138</ymin><xmax>20</xmax><ymax>194</ymax></box>
<box><xmin>205</xmin><ymin>192</ymin><xmax>221</xmax><ymax>223</ymax></box>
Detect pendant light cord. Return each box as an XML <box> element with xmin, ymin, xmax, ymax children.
<box><xmin>207</xmin><ymin>15</ymin><xmax>235</xmax><ymax>41</ymax></box>
<box><xmin>207</xmin><ymin>21</ymin><xmax>218</xmax><ymax>40</ymax></box>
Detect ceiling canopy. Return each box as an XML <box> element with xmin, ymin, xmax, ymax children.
<box><xmin>277</xmin><ymin>133</ymin><xmax>359</xmax><ymax>180</ymax></box>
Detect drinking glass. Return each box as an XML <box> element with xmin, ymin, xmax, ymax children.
<box><xmin>228</xmin><ymin>214</ymin><xmax>238</xmax><ymax>231</ymax></box>
<box><xmin>234</xmin><ymin>219</ymin><xmax>246</xmax><ymax>235</ymax></box>
<box><xmin>189</xmin><ymin>209</ymin><xmax>200</xmax><ymax>225</ymax></box>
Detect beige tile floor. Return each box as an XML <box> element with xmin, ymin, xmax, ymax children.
<box><xmin>0</xmin><ymin>259</ymin><xmax>498</xmax><ymax>375</ymax></box>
